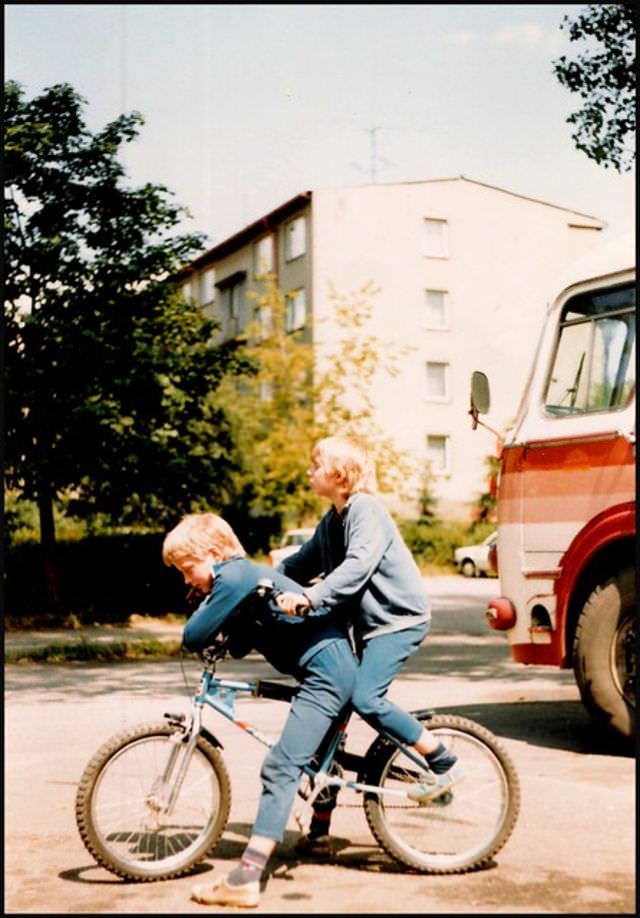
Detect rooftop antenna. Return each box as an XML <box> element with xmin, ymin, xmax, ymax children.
<box><xmin>351</xmin><ymin>125</ymin><xmax>394</xmax><ymax>184</ymax></box>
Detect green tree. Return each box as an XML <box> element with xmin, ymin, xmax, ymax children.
<box><xmin>216</xmin><ymin>277</ymin><xmax>321</xmax><ymax>539</ymax></box>
<box><xmin>315</xmin><ymin>282</ymin><xmax>416</xmax><ymax>497</ymax></box>
<box><xmin>473</xmin><ymin>454</ymin><xmax>500</xmax><ymax>524</ymax></box>
<box><xmin>553</xmin><ymin>4</ymin><xmax>636</xmax><ymax>171</ymax></box>
<box><xmin>4</xmin><ymin>81</ymin><xmax>244</xmax><ymax>602</ymax></box>
<box><xmin>416</xmin><ymin>460</ymin><xmax>438</xmax><ymax>522</ymax></box>
<box><xmin>217</xmin><ymin>279</ymin><xmax>417</xmax><ymax>547</ymax></box>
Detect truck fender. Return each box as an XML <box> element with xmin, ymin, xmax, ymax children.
<box><xmin>557</xmin><ymin>501</ymin><xmax>636</xmax><ymax>660</ymax></box>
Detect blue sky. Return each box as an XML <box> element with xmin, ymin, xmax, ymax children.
<box><xmin>5</xmin><ymin>4</ymin><xmax>635</xmax><ymax>249</ymax></box>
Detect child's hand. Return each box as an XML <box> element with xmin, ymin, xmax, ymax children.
<box><xmin>276</xmin><ymin>592</ymin><xmax>311</xmax><ymax>617</ymax></box>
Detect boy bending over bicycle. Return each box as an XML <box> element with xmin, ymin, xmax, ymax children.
<box><xmin>276</xmin><ymin>433</ymin><xmax>463</xmax><ymax>853</ymax></box>
<box><xmin>162</xmin><ymin>512</ymin><xmax>357</xmax><ymax>908</ymax></box>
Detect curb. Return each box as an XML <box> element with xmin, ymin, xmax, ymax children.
<box><xmin>4</xmin><ymin>618</ymin><xmax>184</xmax><ymax>664</ymax></box>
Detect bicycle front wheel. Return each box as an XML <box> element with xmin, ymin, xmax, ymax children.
<box><xmin>75</xmin><ymin>722</ymin><xmax>231</xmax><ymax>881</ymax></box>
<box><xmin>363</xmin><ymin>714</ymin><xmax>520</xmax><ymax>874</ymax></box>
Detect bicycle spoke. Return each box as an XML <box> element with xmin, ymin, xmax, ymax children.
<box><xmin>77</xmin><ymin>726</ymin><xmax>230</xmax><ymax>878</ymax></box>
<box><xmin>363</xmin><ymin>716</ymin><xmax>519</xmax><ymax>873</ymax></box>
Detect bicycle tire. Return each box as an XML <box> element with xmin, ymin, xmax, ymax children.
<box><xmin>362</xmin><ymin>713</ymin><xmax>520</xmax><ymax>874</ymax></box>
<box><xmin>75</xmin><ymin>721</ymin><xmax>231</xmax><ymax>881</ymax></box>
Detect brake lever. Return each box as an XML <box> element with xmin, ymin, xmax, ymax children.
<box><xmin>256</xmin><ymin>577</ymin><xmax>309</xmax><ymax>617</ymax></box>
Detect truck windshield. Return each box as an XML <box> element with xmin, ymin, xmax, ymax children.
<box><xmin>544</xmin><ymin>283</ymin><xmax>635</xmax><ymax>415</ymax></box>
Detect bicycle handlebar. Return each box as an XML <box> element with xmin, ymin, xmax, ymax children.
<box><xmin>198</xmin><ymin>639</ymin><xmax>231</xmax><ymax>665</ymax></box>
<box><xmin>196</xmin><ymin>576</ymin><xmax>328</xmax><ymax>664</ymax></box>
<box><xmin>256</xmin><ymin>577</ymin><xmax>321</xmax><ymax>618</ymax></box>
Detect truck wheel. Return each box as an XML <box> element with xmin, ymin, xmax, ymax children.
<box><xmin>460</xmin><ymin>559</ymin><xmax>476</xmax><ymax>578</ymax></box>
<box><xmin>573</xmin><ymin>567</ymin><xmax>635</xmax><ymax>741</ymax></box>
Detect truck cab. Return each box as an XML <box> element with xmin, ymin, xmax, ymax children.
<box><xmin>471</xmin><ymin>233</ymin><xmax>635</xmax><ymax>740</ymax></box>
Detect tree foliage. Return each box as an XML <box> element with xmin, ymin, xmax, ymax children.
<box><xmin>216</xmin><ymin>278</ymin><xmax>417</xmax><ymax>544</ymax></box>
<box><xmin>553</xmin><ymin>4</ymin><xmax>636</xmax><ymax>171</ymax></box>
<box><xmin>472</xmin><ymin>453</ymin><xmax>500</xmax><ymax>523</ymax></box>
<box><xmin>4</xmin><ymin>81</ymin><xmax>245</xmax><ymax>561</ymax></box>
<box><xmin>314</xmin><ymin>283</ymin><xmax>416</xmax><ymax>497</ymax></box>
<box><xmin>215</xmin><ymin>278</ymin><xmax>321</xmax><ymax>535</ymax></box>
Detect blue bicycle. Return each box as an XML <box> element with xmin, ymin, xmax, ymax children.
<box><xmin>75</xmin><ymin>583</ymin><xmax>520</xmax><ymax>880</ymax></box>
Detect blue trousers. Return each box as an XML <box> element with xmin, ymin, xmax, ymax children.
<box><xmin>352</xmin><ymin>621</ymin><xmax>430</xmax><ymax>745</ymax></box>
<box><xmin>253</xmin><ymin>639</ymin><xmax>357</xmax><ymax>842</ymax></box>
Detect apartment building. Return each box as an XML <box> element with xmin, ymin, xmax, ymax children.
<box><xmin>178</xmin><ymin>177</ymin><xmax>605</xmax><ymax>518</ymax></box>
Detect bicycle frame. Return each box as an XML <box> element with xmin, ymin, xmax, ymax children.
<box><xmin>169</xmin><ymin>661</ymin><xmax>434</xmax><ymax>830</ymax></box>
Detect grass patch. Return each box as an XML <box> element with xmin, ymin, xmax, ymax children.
<box><xmin>5</xmin><ymin>638</ymin><xmax>183</xmax><ymax>665</ymax></box>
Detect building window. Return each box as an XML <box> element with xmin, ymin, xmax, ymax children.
<box><xmin>257</xmin><ymin>304</ymin><xmax>273</xmax><ymax>338</ymax></box>
<box><xmin>286</xmin><ymin>288</ymin><xmax>306</xmax><ymax>331</ymax></box>
<box><xmin>426</xmin><ymin>435</ymin><xmax>450</xmax><ymax>474</ymax></box>
<box><xmin>182</xmin><ymin>280</ymin><xmax>193</xmax><ymax>302</ymax></box>
<box><xmin>285</xmin><ymin>216</ymin><xmax>305</xmax><ymax>261</ymax></box>
<box><xmin>253</xmin><ymin>235</ymin><xmax>274</xmax><ymax>278</ymax></box>
<box><xmin>199</xmin><ymin>268</ymin><xmax>216</xmax><ymax>305</ymax></box>
<box><xmin>219</xmin><ymin>284</ymin><xmax>241</xmax><ymax>337</ymax></box>
<box><xmin>423</xmin><ymin>218</ymin><xmax>448</xmax><ymax>258</ymax></box>
<box><xmin>216</xmin><ymin>270</ymin><xmax>247</xmax><ymax>339</ymax></box>
<box><xmin>425</xmin><ymin>289</ymin><xmax>449</xmax><ymax>328</ymax></box>
<box><xmin>426</xmin><ymin>361</ymin><xmax>450</xmax><ymax>401</ymax></box>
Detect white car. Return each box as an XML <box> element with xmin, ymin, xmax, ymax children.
<box><xmin>268</xmin><ymin>527</ymin><xmax>315</xmax><ymax>567</ymax></box>
<box><xmin>453</xmin><ymin>531</ymin><xmax>497</xmax><ymax>577</ymax></box>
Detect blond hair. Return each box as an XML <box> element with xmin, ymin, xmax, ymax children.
<box><xmin>162</xmin><ymin>513</ymin><xmax>246</xmax><ymax>567</ymax></box>
<box><xmin>312</xmin><ymin>433</ymin><xmax>377</xmax><ymax>496</ymax></box>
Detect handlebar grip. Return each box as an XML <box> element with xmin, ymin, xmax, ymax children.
<box><xmin>256</xmin><ymin>577</ymin><xmax>276</xmax><ymax>594</ymax></box>
<box><xmin>256</xmin><ymin>577</ymin><xmax>323</xmax><ymax>619</ymax></box>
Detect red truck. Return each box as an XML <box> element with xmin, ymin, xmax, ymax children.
<box><xmin>471</xmin><ymin>234</ymin><xmax>635</xmax><ymax>740</ymax></box>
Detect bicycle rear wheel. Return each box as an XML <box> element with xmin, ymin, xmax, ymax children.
<box><xmin>363</xmin><ymin>714</ymin><xmax>520</xmax><ymax>874</ymax></box>
<box><xmin>75</xmin><ymin>722</ymin><xmax>231</xmax><ymax>880</ymax></box>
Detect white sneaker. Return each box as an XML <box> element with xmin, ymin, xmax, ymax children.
<box><xmin>191</xmin><ymin>876</ymin><xmax>260</xmax><ymax>908</ymax></box>
<box><xmin>407</xmin><ymin>763</ymin><xmax>465</xmax><ymax>803</ymax></box>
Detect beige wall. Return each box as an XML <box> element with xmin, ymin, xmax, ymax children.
<box><xmin>311</xmin><ymin>179</ymin><xmax>605</xmax><ymax>519</ymax></box>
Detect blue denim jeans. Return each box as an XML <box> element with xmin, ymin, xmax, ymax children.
<box><xmin>352</xmin><ymin>621</ymin><xmax>431</xmax><ymax>745</ymax></box>
<box><xmin>253</xmin><ymin>638</ymin><xmax>357</xmax><ymax>842</ymax></box>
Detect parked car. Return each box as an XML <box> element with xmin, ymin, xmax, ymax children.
<box><xmin>268</xmin><ymin>528</ymin><xmax>315</xmax><ymax>567</ymax></box>
<box><xmin>453</xmin><ymin>531</ymin><xmax>497</xmax><ymax>577</ymax></box>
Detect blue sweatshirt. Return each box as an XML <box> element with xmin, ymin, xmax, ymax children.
<box><xmin>182</xmin><ymin>558</ymin><xmax>348</xmax><ymax>677</ymax></box>
<box><xmin>279</xmin><ymin>492</ymin><xmax>431</xmax><ymax>641</ymax></box>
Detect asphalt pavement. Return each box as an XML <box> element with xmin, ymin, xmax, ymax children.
<box><xmin>4</xmin><ymin>576</ymin><xmax>636</xmax><ymax>915</ymax></box>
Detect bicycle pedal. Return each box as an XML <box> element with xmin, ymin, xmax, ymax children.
<box><xmin>293</xmin><ymin>807</ymin><xmax>312</xmax><ymax>833</ymax></box>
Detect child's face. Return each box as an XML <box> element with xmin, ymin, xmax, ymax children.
<box><xmin>176</xmin><ymin>552</ymin><xmax>216</xmax><ymax>593</ymax></box>
<box><xmin>308</xmin><ymin>454</ymin><xmax>341</xmax><ymax>500</ymax></box>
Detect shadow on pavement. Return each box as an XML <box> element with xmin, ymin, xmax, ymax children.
<box><xmin>58</xmin><ymin>860</ymin><xmax>212</xmax><ymax>886</ymax></box>
<box><xmin>401</xmin><ymin>640</ymin><xmax>559</xmax><ymax>682</ymax></box>
<box><xmin>7</xmin><ymin>642</ymin><xmax>631</xmax><ymax>758</ymax></box>
<box><xmin>4</xmin><ymin>638</ymin><xmax>563</xmax><ymax>697</ymax></box>
<box><xmin>4</xmin><ymin>655</ymin><xmax>282</xmax><ymax>702</ymax></box>
<box><xmin>433</xmin><ymin>699</ymin><xmax>634</xmax><ymax>757</ymax></box>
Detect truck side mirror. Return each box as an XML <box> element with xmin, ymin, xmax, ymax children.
<box><xmin>470</xmin><ymin>371</ymin><xmax>491</xmax><ymax>429</ymax></box>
